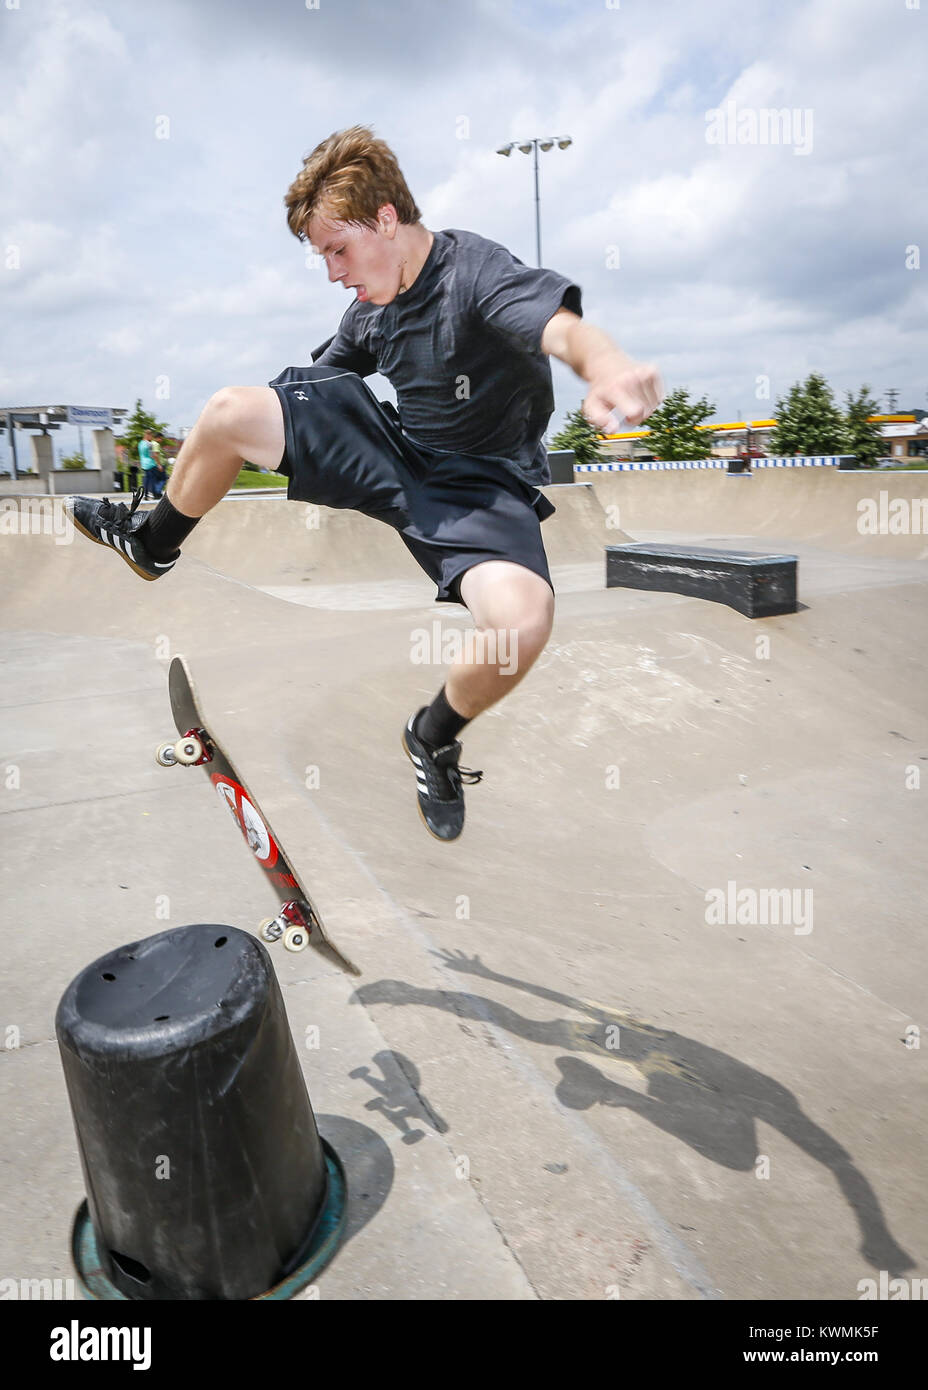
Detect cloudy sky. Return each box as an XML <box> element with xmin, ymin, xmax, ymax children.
<box><xmin>1</xmin><ymin>0</ymin><xmax>925</xmax><ymax>466</ymax></box>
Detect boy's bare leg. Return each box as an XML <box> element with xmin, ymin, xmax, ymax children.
<box><xmin>404</xmin><ymin>560</ymin><xmax>554</xmax><ymax>840</ymax></box>
<box><xmin>166</xmin><ymin>387</ymin><xmax>286</xmax><ymax>517</ymax></box>
<box><xmin>447</xmin><ymin>560</ymin><xmax>555</xmax><ymax>719</ymax></box>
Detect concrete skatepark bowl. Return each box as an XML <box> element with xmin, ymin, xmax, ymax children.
<box><xmin>1</xmin><ymin>467</ymin><xmax>926</xmax><ymax>1300</ymax></box>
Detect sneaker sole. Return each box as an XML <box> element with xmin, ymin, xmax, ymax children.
<box><xmin>68</xmin><ymin>507</ymin><xmax>163</xmax><ymax>583</ymax></box>
<box><xmin>400</xmin><ymin>728</ymin><xmax>463</xmax><ymax>842</ymax></box>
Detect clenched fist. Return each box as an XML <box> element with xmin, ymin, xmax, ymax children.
<box><xmin>583</xmin><ymin>357</ymin><xmax>663</xmax><ymax>432</ymax></box>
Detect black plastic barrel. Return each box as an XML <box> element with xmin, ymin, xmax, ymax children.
<box><xmin>56</xmin><ymin>924</ymin><xmax>331</xmax><ymax>1300</ymax></box>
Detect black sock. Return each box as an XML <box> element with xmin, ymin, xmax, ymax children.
<box><xmin>140</xmin><ymin>494</ymin><xmax>200</xmax><ymax>559</ymax></box>
<box><xmin>415</xmin><ymin>686</ymin><xmax>470</xmax><ymax>748</ymax></box>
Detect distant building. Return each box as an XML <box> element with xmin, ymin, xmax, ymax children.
<box><xmin>878</xmin><ymin>419</ymin><xmax>928</xmax><ymax>463</ymax></box>
<box><xmin>598</xmin><ymin>415</ymin><xmax>928</xmax><ymax>463</ymax></box>
<box><xmin>599</xmin><ymin>419</ymin><xmax>777</xmax><ymax>462</ymax></box>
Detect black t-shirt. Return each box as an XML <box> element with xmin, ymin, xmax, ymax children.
<box><xmin>311</xmin><ymin>227</ymin><xmax>583</xmax><ymax>487</ymax></box>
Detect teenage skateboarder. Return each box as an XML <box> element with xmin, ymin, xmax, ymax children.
<box><xmin>69</xmin><ymin>126</ymin><xmax>662</xmax><ymax>840</ymax></box>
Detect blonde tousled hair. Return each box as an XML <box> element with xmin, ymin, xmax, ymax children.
<box><xmin>284</xmin><ymin>125</ymin><xmax>421</xmax><ymax>242</ymax></box>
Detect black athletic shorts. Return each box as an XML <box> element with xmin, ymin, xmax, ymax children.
<box><xmin>267</xmin><ymin>365</ymin><xmax>556</xmax><ymax>605</ymax></box>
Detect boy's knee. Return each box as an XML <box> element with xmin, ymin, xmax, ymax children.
<box><xmin>199</xmin><ymin>386</ymin><xmax>283</xmax><ymax>469</ymax></box>
<box><xmin>203</xmin><ymin>386</ymin><xmax>248</xmax><ymax>430</ymax></box>
<box><xmin>482</xmin><ymin>594</ymin><xmax>553</xmax><ymax>670</ymax></box>
<box><xmin>461</xmin><ymin>564</ymin><xmax>554</xmax><ymax>668</ymax></box>
<box><xmin>519</xmin><ymin>587</ymin><xmax>555</xmax><ymax>648</ymax></box>
<box><xmin>513</xmin><ymin>611</ymin><xmax>553</xmax><ymax>664</ymax></box>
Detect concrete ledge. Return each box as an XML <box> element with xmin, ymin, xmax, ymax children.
<box><xmin>0</xmin><ymin>470</ymin><xmax>111</xmax><ymax>496</ymax></box>
<box><xmin>606</xmin><ymin>542</ymin><xmax>798</xmax><ymax>617</ymax></box>
<box><xmin>45</xmin><ymin>469</ymin><xmax>109</xmax><ymax>494</ymax></box>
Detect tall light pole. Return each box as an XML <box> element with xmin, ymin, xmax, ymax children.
<box><xmin>496</xmin><ymin>136</ymin><xmax>572</xmax><ymax>266</ymax></box>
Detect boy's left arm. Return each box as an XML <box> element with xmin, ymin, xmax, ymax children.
<box><xmin>540</xmin><ymin>307</ymin><xmax>662</xmax><ymax>431</ymax></box>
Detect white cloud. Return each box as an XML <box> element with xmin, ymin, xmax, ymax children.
<box><xmin>170</xmin><ymin>264</ymin><xmax>316</xmax><ymax>318</ymax></box>
<box><xmin>97</xmin><ymin>326</ymin><xmax>144</xmax><ymax>356</ymax></box>
<box><xmin>0</xmin><ymin>0</ymin><xmax>925</xmax><ymax>455</ymax></box>
<box><xmin>3</xmin><ymin>221</ymin><xmax>130</xmax><ymax>310</ymax></box>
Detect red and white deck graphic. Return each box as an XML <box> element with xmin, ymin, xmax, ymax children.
<box><xmin>211</xmin><ymin>773</ymin><xmax>279</xmax><ymax>869</ymax></box>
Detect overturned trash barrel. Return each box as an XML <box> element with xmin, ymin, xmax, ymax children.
<box><xmin>56</xmin><ymin>924</ymin><xmax>346</xmax><ymax>1300</ymax></box>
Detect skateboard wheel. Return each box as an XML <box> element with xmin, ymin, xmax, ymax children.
<box><xmin>155</xmin><ymin>741</ymin><xmax>177</xmax><ymax>767</ymax></box>
<box><xmin>283</xmin><ymin>925</ymin><xmax>308</xmax><ymax>952</ymax></box>
<box><xmin>174</xmin><ymin>735</ymin><xmax>204</xmax><ymax>766</ymax></box>
<box><xmin>259</xmin><ymin>917</ymin><xmax>283</xmax><ymax>943</ymax></box>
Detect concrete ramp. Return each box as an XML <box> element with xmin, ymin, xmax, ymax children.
<box><xmin>179</xmin><ymin>481</ymin><xmax>624</xmax><ymax>608</ymax></box>
<box><xmin>182</xmin><ymin>494</ymin><xmax>424</xmax><ymax>587</ymax></box>
<box><xmin>1</xmin><ymin>482</ymin><xmax>926</xmax><ymax>1301</ymax></box>
<box><xmin>589</xmin><ymin>468</ymin><xmax>928</xmax><ymax>560</ymax></box>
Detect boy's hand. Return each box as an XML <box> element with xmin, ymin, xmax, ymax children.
<box><xmin>539</xmin><ymin>310</ymin><xmax>663</xmax><ymax>431</ymax></box>
<box><xmin>583</xmin><ymin>355</ymin><xmax>663</xmax><ymax>432</ymax></box>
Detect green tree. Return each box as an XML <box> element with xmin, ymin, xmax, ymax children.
<box><xmin>641</xmin><ymin>387</ymin><xmax>715</xmax><ymax>460</ymax></box>
<box><xmin>841</xmin><ymin>386</ymin><xmax>884</xmax><ymax>468</ymax></box>
<box><xmin>768</xmin><ymin>373</ymin><xmax>845</xmax><ymax>455</ymax></box>
<box><xmin>549</xmin><ymin>406</ymin><xmax>608</xmax><ymax>467</ymax></box>
<box><xmin>116</xmin><ymin>399</ymin><xmax>171</xmax><ymax>465</ymax></box>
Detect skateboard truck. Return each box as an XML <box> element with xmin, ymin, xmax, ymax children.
<box><xmin>156</xmin><ymin>727</ymin><xmax>213</xmax><ymax>769</ymax></box>
<box><xmin>259</xmin><ymin>900</ymin><xmax>317</xmax><ymax>953</ymax></box>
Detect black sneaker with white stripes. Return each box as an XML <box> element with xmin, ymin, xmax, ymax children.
<box><xmin>67</xmin><ymin>488</ymin><xmax>177</xmax><ymax>581</ymax></box>
<box><xmin>402</xmin><ymin>708</ymin><xmax>483</xmax><ymax>841</ymax></box>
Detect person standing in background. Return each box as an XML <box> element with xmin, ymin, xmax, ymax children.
<box><xmin>152</xmin><ymin>434</ymin><xmax>168</xmax><ymax>497</ymax></box>
<box><xmin>138</xmin><ymin>430</ymin><xmax>158</xmax><ymax>499</ymax></box>
<box><xmin>117</xmin><ymin>443</ymin><xmax>138</xmax><ymax>491</ymax></box>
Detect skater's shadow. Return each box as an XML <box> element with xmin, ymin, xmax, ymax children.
<box><xmin>352</xmin><ymin>951</ymin><xmax>913</xmax><ymax>1276</ymax></box>
<box><xmin>349</xmin><ymin>1049</ymin><xmax>449</xmax><ymax>1146</ymax></box>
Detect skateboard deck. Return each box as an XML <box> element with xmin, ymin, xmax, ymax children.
<box><xmin>157</xmin><ymin>654</ymin><xmax>360</xmax><ymax>976</ymax></box>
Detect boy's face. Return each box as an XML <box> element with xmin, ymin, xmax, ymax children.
<box><xmin>307</xmin><ymin>207</ymin><xmax>399</xmax><ymax>306</ymax></box>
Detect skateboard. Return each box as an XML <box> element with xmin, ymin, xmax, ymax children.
<box><xmin>156</xmin><ymin>654</ymin><xmax>360</xmax><ymax>976</ymax></box>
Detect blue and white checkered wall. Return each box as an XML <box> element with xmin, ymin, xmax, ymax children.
<box><xmin>573</xmin><ymin>456</ymin><xmax>853</xmax><ymax>472</ymax></box>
